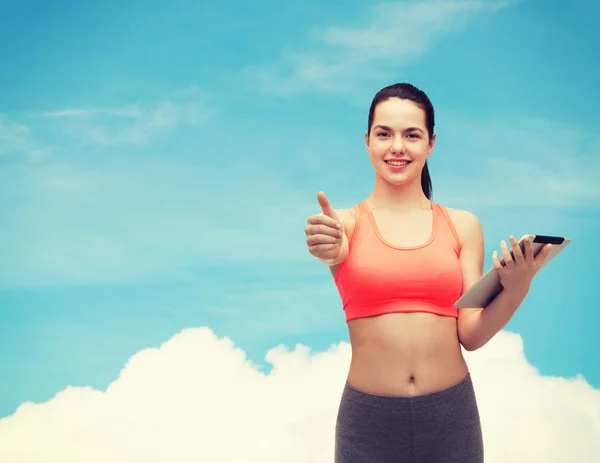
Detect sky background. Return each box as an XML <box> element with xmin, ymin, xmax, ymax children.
<box><xmin>1</xmin><ymin>0</ymin><xmax>599</xmax><ymax>461</ymax></box>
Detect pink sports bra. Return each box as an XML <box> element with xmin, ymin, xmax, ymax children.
<box><xmin>333</xmin><ymin>200</ymin><xmax>464</xmax><ymax>322</ymax></box>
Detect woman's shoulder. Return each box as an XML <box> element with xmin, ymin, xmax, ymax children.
<box><xmin>333</xmin><ymin>199</ymin><xmax>371</xmax><ymax>240</ymax></box>
<box><xmin>443</xmin><ymin>205</ymin><xmax>479</xmax><ymax>223</ymax></box>
<box><xmin>441</xmin><ymin>205</ymin><xmax>483</xmax><ymax>243</ymax></box>
<box><xmin>335</xmin><ymin>205</ymin><xmax>359</xmax><ymax>237</ymax></box>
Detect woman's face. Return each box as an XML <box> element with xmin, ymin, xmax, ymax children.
<box><xmin>365</xmin><ymin>97</ymin><xmax>435</xmax><ymax>186</ymax></box>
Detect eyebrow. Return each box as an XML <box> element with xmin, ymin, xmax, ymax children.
<box><xmin>373</xmin><ymin>125</ymin><xmax>424</xmax><ymax>133</ymax></box>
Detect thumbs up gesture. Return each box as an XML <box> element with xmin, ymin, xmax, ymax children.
<box><xmin>305</xmin><ymin>192</ymin><xmax>347</xmax><ymax>265</ymax></box>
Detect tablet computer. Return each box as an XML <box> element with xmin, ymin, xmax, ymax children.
<box><xmin>454</xmin><ymin>234</ymin><xmax>571</xmax><ymax>309</ymax></box>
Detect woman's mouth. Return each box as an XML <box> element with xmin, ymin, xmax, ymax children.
<box><xmin>386</xmin><ymin>160</ymin><xmax>410</xmax><ymax>166</ymax></box>
<box><xmin>385</xmin><ymin>159</ymin><xmax>411</xmax><ymax>170</ymax></box>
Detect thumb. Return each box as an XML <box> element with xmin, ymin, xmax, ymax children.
<box><xmin>317</xmin><ymin>191</ymin><xmax>337</xmax><ymax>219</ymax></box>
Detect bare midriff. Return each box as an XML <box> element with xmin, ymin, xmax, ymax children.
<box><xmin>346</xmin><ymin>311</ymin><xmax>469</xmax><ymax>397</ymax></box>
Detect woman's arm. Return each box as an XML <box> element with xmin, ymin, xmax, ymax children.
<box><xmin>450</xmin><ymin>209</ymin><xmax>551</xmax><ymax>351</ymax></box>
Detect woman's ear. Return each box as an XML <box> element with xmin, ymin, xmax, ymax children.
<box><xmin>428</xmin><ymin>133</ymin><xmax>436</xmax><ymax>154</ymax></box>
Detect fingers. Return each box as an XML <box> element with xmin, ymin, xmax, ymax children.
<box><xmin>494</xmin><ymin>235</ymin><xmax>554</xmax><ymax>284</ymax></box>
<box><xmin>306</xmin><ymin>213</ymin><xmax>341</xmax><ymax>231</ymax></box>
<box><xmin>307</xmin><ymin>243</ymin><xmax>340</xmax><ymax>254</ymax></box>
<box><xmin>494</xmin><ymin>236</ymin><xmax>524</xmax><ymax>276</ymax></box>
<box><xmin>509</xmin><ymin>235</ymin><xmax>525</xmax><ymax>265</ymax></box>
<box><xmin>305</xmin><ymin>223</ymin><xmax>342</xmax><ymax>242</ymax></box>
<box><xmin>534</xmin><ymin>243</ymin><xmax>553</xmax><ymax>266</ymax></box>
<box><xmin>516</xmin><ymin>236</ymin><xmax>552</xmax><ymax>268</ymax></box>
<box><xmin>305</xmin><ymin>211</ymin><xmax>343</xmax><ymax>251</ymax></box>
<box><xmin>500</xmin><ymin>240</ymin><xmax>513</xmax><ymax>267</ymax></box>
<box><xmin>305</xmin><ymin>216</ymin><xmax>342</xmax><ymax>239</ymax></box>
<box><xmin>308</xmin><ymin>191</ymin><xmax>343</xmax><ymax>238</ymax></box>
<box><xmin>307</xmin><ymin>191</ymin><xmax>346</xmax><ymax>260</ymax></box>
<box><xmin>492</xmin><ymin>249</ymin><xmax>506</xmax><ymax>275</ymax></box>
<box><xmin>306</xmin><ymin>229</ymin><xmax>342</xmax><ymax>246</ymax></box>
<box><xmin>306</xmin><ymin>225</ymin><xmax>343</xmax><ymax>259</ymax></box>
<box><xmin>522</xmin><ymin>235</ymin><xmax>534</xmax><ymax>262</ymax></box>
<box><xmin>317</xmin><ymin>191</ymin><xmax>336</xmax><ymax>219</ymax></box>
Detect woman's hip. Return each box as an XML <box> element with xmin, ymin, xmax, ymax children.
<box><xmin>334</xmin><ymin>373</ymin><xmax>484</xmax><ymax>463</ymax></box>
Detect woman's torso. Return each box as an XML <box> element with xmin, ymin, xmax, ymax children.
<box><xmin>331</xmin><ymin>199</ymin><xmax>468</xmax><ymax>396</ymax></box>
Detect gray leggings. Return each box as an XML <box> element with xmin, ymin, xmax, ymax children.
<box><xmin>335</xmin><ymin>373</ymin><xmax>484</xmax><ymax>463</ymax></box>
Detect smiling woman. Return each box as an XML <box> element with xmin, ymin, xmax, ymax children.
<box><xmin>304</xmin><ymin>82</ymin><xmax>552</xmax><ymax>462</ymax></box>
<box><xmin>366</xmin><ymin>88</ymin><xmax>435</xmax><ymax>199</ymax></box>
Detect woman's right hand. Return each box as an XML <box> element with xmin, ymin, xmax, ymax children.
<box><xmin>305</xmin><ymin>192</ymin><xmax>346</xmax><ymax>263</ymax></box>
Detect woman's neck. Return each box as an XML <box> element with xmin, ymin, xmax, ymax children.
<box><xmin>367</xmin><ymin>174</ymin><xmax>430</xmax><ymax>212</ymax></box>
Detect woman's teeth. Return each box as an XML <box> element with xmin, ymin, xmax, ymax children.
<box><xmin>386</xmin><ymin>160</ymin><xmax>410</xmax><ymax>166</ymax></box>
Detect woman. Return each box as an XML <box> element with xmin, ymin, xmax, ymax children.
<box><xmin>304</xmin><ymin>83</ymin><xmax>552</xmax><ymax>462</ymax></box>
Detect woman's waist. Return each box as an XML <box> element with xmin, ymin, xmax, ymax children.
<box><xmin>348</xmin><ymin>346</ymin><xmax>466</xmax><ymax>373</ymax></box>
<box><xmin>346</xmin><ymin>312</ymin><xmax>466</xmax><ymax>394</ymax></box>
<box><xmin>347</xmin><ymin>346</ymin><xmax>468</xmax><ymax>396</ymax></box>
<box><xmin>349</xmin><ymin>341</ymin><xmax>465</xmax><ymax>373</ymax></box>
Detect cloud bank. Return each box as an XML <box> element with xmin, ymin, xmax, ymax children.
<box><xmin>0</xmin><ymin>327</ymin><xmax>598</xmax><ymax>462</ymax></box>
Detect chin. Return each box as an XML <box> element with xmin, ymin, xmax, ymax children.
<box><xmin>376</xmin><ymin>173</ymin><xmax>415</xmax><ymax>187</ymax></box>
<box><xmin>387</xmin><ymin>177</ymin><xmax>417</xmax><ymax>187</ymax></box>
<box><xmin>375</xmin><ymin>167</ymin><xmax>416</xmax><ymax>185</ymax></box>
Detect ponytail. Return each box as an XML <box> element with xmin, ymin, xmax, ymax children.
<box><xmin>421</xmin><ymin>160</ymin><xmax>432</xmax><ymax>199</ymax></box>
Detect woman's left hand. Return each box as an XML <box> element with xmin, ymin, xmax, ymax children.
<box><xmin>492</xmin><ymin>235</ymin><xmax>552</xmax><ymax>294</ymax></box>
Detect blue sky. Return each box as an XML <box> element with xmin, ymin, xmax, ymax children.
<box><xmin>1</xmin><ymin>0</ymin><xmax>599</xmax><ymax>429</ymax></box>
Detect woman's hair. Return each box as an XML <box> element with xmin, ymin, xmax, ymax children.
<box><xmin>367</xmin><ymin>83</ymin><xmax>435</xmax><ymax>199</ymax></box>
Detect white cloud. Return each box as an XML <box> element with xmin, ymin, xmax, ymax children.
<box><xmin>0</xmin><ymin>327</ymin><xmax>597</xmax><ymax>462</ymax></box>
<box><xmin>245</xmin><ymin>0</ymin><xmax>513</xmax><ymax>95</ymax></box>
<box><xmin>39</xmin><ymin>86</ymin><xmax>215</xmax><ymax>146</ymax></box>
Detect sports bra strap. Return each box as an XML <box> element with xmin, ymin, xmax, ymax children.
<box><xmin>436</xmin><ymin>204</ymin><xmax>462</xmax><ymax>252</ymax></box>
<box><xmin>345</xmin><ymin>202</ymin><xmax>367</xmax><ymax>250</ymax></box>
<box><xmin>356</xmin><ymin>201</ymin><xmax>368</xmax><ymax>217</ymax></box>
